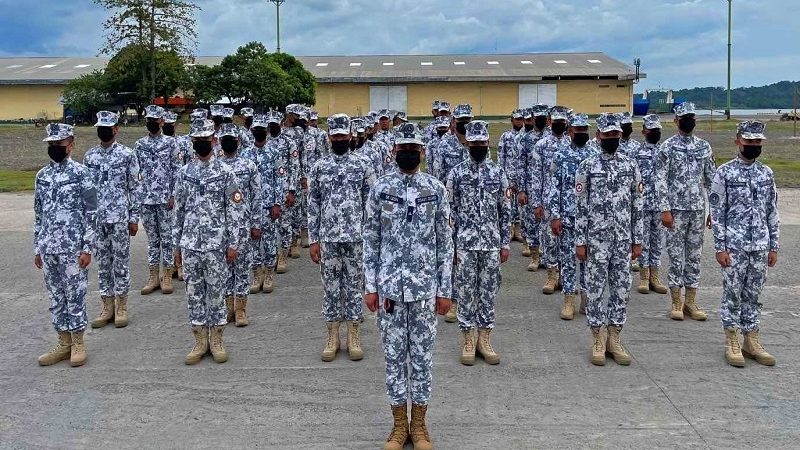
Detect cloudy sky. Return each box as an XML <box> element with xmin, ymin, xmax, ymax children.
<box><xmin>0</xmin><ymin>0</ymin><xmax>793</xmax><ymax>91</ymax></box>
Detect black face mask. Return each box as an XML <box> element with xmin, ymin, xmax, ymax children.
<box><xmin>223</xmin><ymin>117</ymin><xmax>233</xmax><ymax>124</ymax></box>
<box><xmin>48</xmin><ymin>145</ymin><xmax>68</xmax><ymax>163</ymax></box>
<box><xmin>524</xmin><ymin>123</ymin><xmax>535</xmax><ymax>132</ymax></box>
<box><xmin>741</xmin><ymin>145</ymin><xmax>762</xmax><ymax>160</ymax></box>
<box><xmin>534</xmin><ymin>117</ymin><xmax>547</xmax><ymax>130</ymax></box>
<box><xmin>469</xmin><ymin>145</ymin><xmax>489</xmax><ymax>163</ymax></box>
<box><xmin>646</xmin><ymin>130</ymin><xmax>662</xmax><ymax>145</ymax></box>
<box><xmin>331</xmin><ymin>140</ymin><xmax>350</xmax><ymax>155</ymax></box>
<box><xmin>212</xmin><ymin>116</ymin><xmax>224</xmax><ymax>126</ymax></box>
<box><xmin>436</xmin><ymin>129</ymin><xmax>448</xmax><ymax>138</ymax></box>
<box><xmin>244</xmin><ymin>117</ymin><xmax>254</xmax><ymax>129</ymax></box>
<box><xmin>268</xmin><ymin>124</ymin><xmax>281</xmax><ymax>138</ymax></box>
<box><xmin>252</xmin><ymin>128</ymin><xmax>268</xmax><ymax>142</ymax></box>
<box><xmin>621</xmin><ymin>123</ymin><xmax>634</xmax><ymax>139</ymax></box>
<box><xmin>146</xmin><ymin>121</ymin><xmax>161</xmax><ymax>134</ymax></box>
<box><xmin>396</xmin><ymin>149</ymin><xmax>421</xmax><ymax>171</ymax></box>
<box><xmin>455</xmin><ymin>122</ymin><xmax>468</xmax><ymax>135</ymax></box>
<box><xmin>572</xmin><ymin>133</ymin><xmax>590</xmax><ymax>147</ymax></box>
<box><xmin>162</xmin><ymin>124</ymin><xmax>175</xmax><ymax>136</ymax></box>
<box><xmin>296</xmin><ymin>119</ymin><xmax>307</xmax><ymax>130</ymax></box>
<box><xmin>513</xmin><ymin>125</ymin><xmax>523</xmax><ymax>132</ymax></box>
<box><xmin>600</xmin><ymin>138</ymin><xmax>621</xmax><ymax>154</ymax></box>
<box><xmin>193</xmin><ymin>140</ymin><xmax>213</xmax><ymax>157</ymax></box>
<box><xmin>349</xmin><ymin>139</ymin><xmax>357</xmax><ymax>151</ymax></box>
<box><xmin>221</xmin><ymin>137</ymin><xmax>238</xmax><ymax>154</ymax></box>
<box><xmin>356</xmin><ymin>137</ymin><xmax>366</xmax><ymax>148</ymax></box>
<box><xmin>678</xmin><ymin>117</ymin><xmax>696</xmax><ymax>134</ymax></box>
<box><xmin>551</xmin><ymin>122</ymin><xmax>568</xmax><ymax>135</ymax></box>
<box><xmin>97</xmin><ymin>126</ymin><xmax>115</xmax><ymax>142</ymax></box>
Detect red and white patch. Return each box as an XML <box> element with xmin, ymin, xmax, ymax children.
<box><xmin>278</xmin><ymin>166</ymin><xmax>286</xmax><ymax>176</ymax></box>
<box><xmin>575</xmin><ymin>182</ymin><xmax>584</xmax><ymax>193</ymax></box>
<box><xmin>292</xmin><ymin>150</ymin><xmax>299</xmax><ymax>158</ymax></box>
<box><xmin>232</xmin><ymin>191</ymin><xmax>243</xmax><ymax>204</ymax></box>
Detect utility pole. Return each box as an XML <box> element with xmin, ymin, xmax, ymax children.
<box><xmin>269</xmin><ymin>0</ymin><xmax>286</xmax><ymax>53</ymax></box>
<box><xmin>726</xmin><ymin>0</ymin><xmax>732</xmax><ymax>120</ymax></box>
<box><xmin>794</xmin><ymin>82</ymin><xmax>797</xmax><ymax>137</ymax></box>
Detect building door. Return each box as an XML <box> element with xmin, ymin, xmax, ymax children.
<box><xmin>370</xmin><ymin>86</ymin><xmax>407</xmax><ymax>112</ymax></box>
<box><xmin>518</xmin><ymin>83</ymin><xmax>558</xmax><ymax>107</ymax></box>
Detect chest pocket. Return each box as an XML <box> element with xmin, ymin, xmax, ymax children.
<box><xmin>58</xmin><ymin>178</ymin><xmax>83</xmax><ymax>210</ymax></box>
<box><xmin>379</xmin><ymin>192</ymin><xmax>404</xmax><ymax>226</ymax></box>
<box><xmin>482</xmin><ymin>180</ymin><xmax>501</xmax><ymax>195</ymax></box>
<box><xmin>111</xmin><ymin>162</ymin><xmax>128</xmax><ymax>182</ymax></box>
<box><xmin>416</xmin><ymin>194</ymin><xmax>438</xmax><ymax>220</ymax></box>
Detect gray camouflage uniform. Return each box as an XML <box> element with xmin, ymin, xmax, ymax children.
<box><xmin>636</xmin><ymin>114</ymin><xmax>665</xmax><ymax>268</ymax></box>
<box><xmin>497</xmin><ymin>111</ymin><xmax>523</xmax><ymax>224</ymax></box>
<box><xmin>516</xmin><ymin>105</ymin><xmax>551</xmax><ymax>249</ymax></box>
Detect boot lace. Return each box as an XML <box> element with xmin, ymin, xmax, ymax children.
<box><xmin>481</xmin><ymin>332</ymin><xmax>495</xmax><ymax>353</ymax></box>
<box><xmin>463</xmin><ymin>333</ymin><xmax>474</xmax><ymax>353</ymax></box>
<box><xmin>728</xmin><ymin>333</ymin><xmax>742</xmax><ymax>352</ymax></box>
<box><xmin>593</xmin><ymin>332</ymin><xmax>604</xmax><ymax>353</ymax></box>
<box><xmin>350</xmin><ymin>324</ymin><xmax>361</xmax><ymax>348</ymax></box>
<box><xmin>388</xmin><ymin>415</ymin><xmax>408</xmax><ymax>443</ymax></box>
<box><xmin>411</xmin><ymin>414</ymin><xmax>430</xmax><ymax>442</ymax></box>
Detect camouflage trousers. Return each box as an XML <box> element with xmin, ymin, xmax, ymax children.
<box><xmin>297</xmin><ymin>189</ymin><xmax>309</xmax><ymax>232</ymax></box>
<box><xmin>278</xmin><ymin>202</ymin><xmax>300</xmax><ymax>249</ymax></box>
<box><xmin>665</xmin><ymin>210</ymin><xmax>704</xmax><ymax>289</ymax></box>
<box><xmin>456</xmin><ymin>250</ymin><xmax>500</xmax><ymax>330</ymax></box>
<box><xmin>42</xmin><ymin>253</ymin><xmax>88</xmax><ymax>332</ymax></box>
<box><xmin>541</xmin><ymin>211</ymin><xmax>559</xmax><ymax>268</ymax></box>
<box><xmin>183</xmin><ymin>249</ymin><xmax>227</xmax><ymax>326</ymax></box>
<box><xmin>510</xmin><ymin>192</ymin><xmax>520</xmax><ymax>224</ymax></box>
<box><xmin>558</xmin><ymin>224</ymin><xmax>586</xmax><ymax>295</ymax></box>
<box><xmin>377</xmin><ymin>298</ymin><xmax>437</xmax><ymax>406</ymax></box>
<box><xmin>522</xmin><ymin>203</ymin><xmax>541</xmax><ymax>248</ymax></box>
<box><xmin>142</xmin><ymin>203</ymin><xmax>174</xmax><ymax>267</ymax></box>
<box><xmin>584</xmin><ymin>238</ymin><xmax>632</xmax><ymax>329</ymax></box>
<box><xmin>251</xmin><ymin>218</ymin><xmax>278</xmax><ymax>269</ymax></box>
<box><xmin>719</xmin><ymin>250</ymin><xmax>768</xmax><ymax>333</ymax></box>
<box><xmin>96</xmin><ymin>222</ymin><xmax>131</xmax><ymax>297</ymax></box>
<box><xmin>638</xmin><ymin>211</ymin><xmax>664</xmax><ymax>268</ymax></box>
<box><xmin>226</xmin><ymin>241</ymin><xmax>253</xmax><ymax>297</ymax></box>
<box><xmin>319</xmin><ymin>242</ymin><xmax>364</xmax><ymax>322</ymax></box>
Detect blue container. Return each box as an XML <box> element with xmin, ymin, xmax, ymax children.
<box><xmin>633</xmin><ymin>99</ymin><xmax>650</xmax><ymax>116</ymax></box>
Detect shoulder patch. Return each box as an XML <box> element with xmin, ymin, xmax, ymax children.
<box><xmin>637</xmin><ymin>181</ymin><xmax>644</xmax><ymax>193</ymax></box>
<box><xmin>232</xmin><ymin>191</ymin><xmax>243</xmax><ymax>204</ymax></box>
<box><xmin>278</xmin><ymin>166</ymin><xmax>286</xmax><ymax>176</ymax></box>
<box><xmin>575</xmin><ymin>182</ymin><xmax>584</xmax><ymax>194</ymax></box>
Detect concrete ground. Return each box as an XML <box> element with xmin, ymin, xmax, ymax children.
<box><xmin>0</xmin><ymin>191</ymin><xmax>799</xmax><ymax>449</ymax></box>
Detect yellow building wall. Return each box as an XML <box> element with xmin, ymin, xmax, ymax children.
<box><xmin>556</xmin><ymin>80</ymin><xmax>632</xmax><ymax>114</ymax></box>
<box><xmin>313</xmin><ymin>83</ymin><xmax>370</xmax><ymax>118</ymax></box>
<box><xmin>0</xmin><ymin>85</ymin><xmax>64</xmax><ymax>121</ymax></box>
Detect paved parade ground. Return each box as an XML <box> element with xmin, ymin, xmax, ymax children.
<box><xmin>1</xmin><ymin>191</ymin><xmax>799</xmax><ymax>449</ymax></box>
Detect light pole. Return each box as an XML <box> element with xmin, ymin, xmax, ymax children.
<box><xmin>269</xmin><ymin>0</ymin><xmax>286</xmax><ymax>53</ymax></box>
<box><xmin>726</xmin><ymin>0</ymin><xmax>732</xmax><ymax>120</ymax></box>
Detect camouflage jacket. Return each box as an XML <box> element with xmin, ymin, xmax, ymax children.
<box><xmin>302</xmin><ymin>128</ymin><xmax>325</xmax><ymax>177</ymax></box>
<box><xmin>221</xmin><ymin>154</ymin><xmax>262</xmax><ymax>232</ymax></box>
<box><xmin>429</xmin><ymin>133</ymin><xmax>467</xmax><ymax>184</ymax></box>
<box><xmin>375</xmin><ymin>129</ymin><xmax>395</xmax><ymax>150</ymax></box>
<box><xmin>515</xmin><ymin>128</ymin><xmax>548</xmax><ymax>202</ymax></box>
<box><xmin>134</xmin><ymin>133</ymin><xmax>180</xmax><ymax>205</ymax></box>
<box><xmin>633</xmin><ymin>142</ymin><xmax>661</xmax><ymax>212</ymax></box>
<box><xmin>617</xmin><ymin>138</ymin><xmax>640</xmax><ymax>158</ymax></box>
<box><xmin>497</xmin><ymin>129</ymin><xmax>521</xmax><ymax>186</ymax></box>
<box><xmin>282</xmin><ymin>126</ymin><xmax>304</xmax><ymax>185</ymax></box>
<box><xmin>546</xmin><ymin>143</ymin><xmax>599</xmax><ymax>227</ymax></box>
<box><xmin>84</xmin><ymin>141</ymin><xmax>141</xmax><ymax>224</ymax></box>
<box><xmin>656</xmin><ymin>134</ymin><xmax>716</xmax><ymax>212</ymax></box>
<box><xmin>530</xmin><ymin>133</ymin><xmax>572</xmax><ymax>208</ymax></box>
<box><xmin>33</xmin><ymin>159</ymin><xmax>97</xmax><ymax>255</ymax></box>
<box><xmin>355</xmin><ymin>141</ymin><xmax>387</xmax><ymax>178</ymax></box>
<box><xmin>248</xmin><ymin>142</ymin><xmax>289</xmax><ymax>227</ymax></box>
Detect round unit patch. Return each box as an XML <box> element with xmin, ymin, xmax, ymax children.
<box><xmin>232</xmin><ymin>191</ymin><xmax>243</xmax><ymax>204</ymax></box>
<box><xmin>575</xmin><ymin>182</ymin><xmax>584</xmax><ymax>193</ymax></box>
<box><xmin>637</xmin><ymin>182</ymin><xmax>644</xmax><ymax>193</ymax></box>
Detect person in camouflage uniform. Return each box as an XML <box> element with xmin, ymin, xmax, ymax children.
<box><xmin>218</xmin><ymin>124</ymin><xmax>262</xmax><ymax>327</ymax></box>
<box><xmin>34</xmin><ymin>123</ymin><xmax>97</xmax><ymax>367</ymax></box>
<box><xmin>375</xmin><ymin>109</ymin><xmax>396</xmax><ymax>150</ymax></box>
<box><xmin>618</xmin><ymin>111</ymin><xmax>642</xmax><ymax>272</ymax></box>
<box><xmin>576</xmin><ymin>113</ymin><xmax>643</xmax><ymax>367</ymax></box>
<box><xmin>363</xmin><ymin>122</ymin><xmax>453</xmax><ymax>450</ymax></box>
<box><xmin>634</xmin><ymin>114</ymin><xmax>669</xmax><ymax>295</ymax></box>
<box><xmin>498</xmin><ymin>109</ymin><xmax>524</xmax><ymax>243</ymax></box>
<box><xmin>295</xmin><ymin>106</ymin><xmax>315</xmax><ymax>250</ymax></box>
<box><xmin>710</xmin><ymin>120</ymin><xmax>780</xmax><ymax>367</ymax></box>
<box><xmin>238</xmin><ymin>107</ymin><xmax>255</xmax><ymax>149</ymax></box>
<box><xmin>308</xmin><ymin>114</ymin><xmax>375</xmax><ymax>362</ymax></box>
<box><xmin>447</xmin><ymin>120</ymin><xmax>511</xmax><ymax>366</ymax></box>
<box><xmin>531</xmin><ymin>106</ymin><xmax>572</xmax><ymax>293</ymax></box>
<box><xmin>281</xmin><ymin>105</ymin><xmax>306</xmax><ymax>260</ymax></box>
<box><xmin>422</xmin><ymin>100</ymin><xmax>442</xmax><ymax>144</ymax></box>
<box><xmin>656</xmin><ymin>102</ymin><xmax>716</xmax><ymax>321</ymax></box>
<box><xmin>161</xmin><ymin>111</ymin><xmax>186</xmax><ymax>281</ymax></box>
<box><xmin>424</xmin><ymin>115</ymin><xmax>452</xmax><ymax>175</ymax></box>
<box><xmin>247</xmin><ymin>113</ymin><xmax>288</xmax><ymax>295</ymax></box>
<box><xmin>84</xmin><ymin>111</ymin><xmax>141</xmax><ymax>330</ymax></box>
<box><xmin>353</xmin><ymin>117</ymin><xmax>386</xmax><ymax>177</ymax></box>
<box><xmin>516</xmin><ymin>104</ymin><xmax>550</xmax><ymax>267</ymax></box>
<box><xmin>173</xmin><ymin>119</ymin><xmax>247</xmax><ymax>365</ymax></box>
<box><xmin>366</xmin><ymin>112</ymin><xmax>394</xmax><ymax>174</ymax></box>
<box><xmin>135</xmin><ymin>105</ymin><xmax>180</xmax><ymax>296</ymax></box>
<box><xmin>547</xmin><ymin>113</ymin><xmax>598</xmax><ymax>320</ymax></box>
<box><xmin>175</xmin><ymin>109</ymin><xmax>208</xmax><ymax>167</ymax></box>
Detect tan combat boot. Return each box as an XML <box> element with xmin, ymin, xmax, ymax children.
<box><xmin>637</xmin><ymin>267</ymin><xmax>650</xmax><ymax>294</ymax></box>
<box><xmin>276</xmin><ymin>249</ymin><xmax>288</xmax><ymax>274</ymax></box>
<box><xmin>631</xmin><ymin>260</ymin><xmax>640</xmax><ymax>272</ymax></box>
<box><xmin>579</xmin><ymin>290</ymin><xmax>587</xmax><ymax>315</ymax></box>
<box><xmin>114</xmin><ymin>294</ymin><xmax>129</xmax><ymax>328</ymax></box>
<box><xmin>527</xmin><ymin>248</ymin><xmax>540</xmax><ymax>272</ymax></box>
<box><xmin>724</xmin><ymin>328</ymin><xmax>745</xmax><ymax>367</ymax></box>
<box><xmin>91</xmin><ymin>296</ymin><xmax>115</xmax><ymax>328</ymax></box>
<box><xmin>410</xmin><ymin>404</ymin><xmax>433</xmax><ymax>450</ymax></box>
<box><xmin>542</xmin><ymin>266</ymin><xmax>559</xmax><ymax>294</ymax></box>
<box><xmin>321</xmin><ymin>321</ymin><xmax>340</xmax><ymax>362</ymax></box>
<box><xmin>289</xmin><ymin>238</ymin><xmax>300</xmax><ymax>259</ymax></box>
<box><xmin>209</xmin><ymin>326</ymin><xmax>228</xmax><ymax>363</ymax></box>
<box><xmin>235</xmin><ymin>296</ymin><xmax>249</xmax><ymax>327</ymax></box>
<box><xmin>591</xmin><ymin>327</ymin><xmax>607</xmax><ymax>366</ymax></box>
<box><xmin>70</xmin><ymin>331</ymin><xmax>87</xmax><ymax>367</ymax></box>
<box><xmin>38</xmin><ymin>331</ymin><xmax>72</xmax><ymax>366</ymax></box>
<box><xmin>512</xmin><ymin>223</ymin><xmax>523</xmax><ymax>242</ymax></box>
<box><xmin>444</xmin><ymin>301</ymin><xmax>457</xmax><ymax>323</ymax></box>
<box><xmin>476</xmin><ymin>328</ymin><xmax>500</xmax><ymax>365</ymax></box>
<box><xmin>262</xmin><ymin>267</ymin><xmax>275</xmax><ymax>293</ymax></box>
<box><xmin>185</xmin><ymin>326</ymin><xmax>209</xmax><ymax>365</ymax></box>
<box><xmin>347</xmin><ymin>321</ymin><xmax>363</xmax><ymax>361</ymax></box>
<box><xmin>460</xmin><ymin>330</ymin><xmax>475</xmax><ymax>366</ymax></box>
<box><xmin>560</xmin><ymin>294</ymin><xmax>576</xmax><ymax>320</ymax></box>
<box><xmin>670</xmin><ymin>287</ymin><xmax>684</xmax><ymax>320</ymax></box>
<box><xmin>521</xmin><ymin>243</ymin><xmax>532</xmax><ymax>257</ymax></box>
<box><xmin>225</xmin><ymin>295</ymin><xmax>235</xmax><ymax>324</ymax></box>
<box><xmin>384</xmin><ymin>405</ymin><xmax>409</xmax><ymax>450</ymax></box>
<box><xmin>742</xmin><ymin>330</ymin><xmax>776</xmax><ymax>366</ymax></box>
<box><xmin>160</xmin><ymin>266</ymin><xmax>175</xmax><ymax>294</ymax></box>
<box><xmin>300</xmin><ymin>228</ymin><xmax>310</xmax><ymax>248</ymax></box>
<box><xmin>649</xmin><ymin>266</ymin><xmax>668</xmax><ymax>294</ymax></box>
<box><xmin>140</xmin><ymin>266</ymin><xmax>160</xmax><ymax>295</ymax></box>
<box><xmin>683</xmin><ymin>288</ymin><xmax>707</xmax><ymax>321</ymax></box>
<box><xmin>606</xmin><ymin>325</ymin><xmax>632</xmax><ymax>365</ymax></box>
<box><xmin>249</xmin><ymin>267</ymin><xmax>262</xmax><ymax>294</ymax></box>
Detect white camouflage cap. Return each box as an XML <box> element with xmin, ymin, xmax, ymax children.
<box><xmin>596</xmin><ymin>112</ymin><xmax>623</xmax><ymax>133</ymax></box>
<box><xmin>240</xmin><ymin>107</ymin><xmax>254</xmax><ymax>117</ymax></box>
<box><xmin>310</xmin><ymin>110</ymin><xmax>319</xmax><ymax>120</ymax></box>
<box><xmin>252</xmin><ymin>114</ymin><xmax>269</xmax><ymax>128</ymax></box>
<box><xmin>569</xmin><ymin>113</ymin><xmax>590</xmax><ymax>128</ymax></box>
<box><xmin>210</xmin><ymin>104</ymin><xmax>225</xmax><ymax>117</ymax></box>
<box><xmin>434</xmin><ymin>115</ymin><xmax>451</xmax><ymax>128</ymax></box>
<box><xmin>643</xmin><ymin>114</ymin><xmax>662</xmax><ymax>130</ymax></box>
<box><xmin>378</xmin><ymin>109</ymin><xmax>391</xmax><ymax>119</ymax></box>
<box><xmin>620</xmin><ymin>111</ymin><xmax>633</xmax><ymax>124</ymax></box>
<box><xmin>437</xmin><ymin>101</ymin><xmax>451</xmax><ymax>112</ymax></box>
<box><xmin>267</xmin><ymin>110</ymin><xmax>284</xmax><ymax>125</ymax></box>
<box><xmin>327</xmin><ymin>113</ymin><xmax>351</xmax><ymax>135</ymax></box>
<box><xmin>163</xmin><ymin>111</ymin><xmax>178</xmax><ymax>124</ymax></box>
<box><xmin>549</xmin><ymin>106</ymin><xmax>570</xmax><ymax>121</ymax></box>
<box><xmin>145</xmin><ymin>105</ymin><xmax>164</xmax><ymax>119</ymax></box>
<box><xmin>222</xmin><ymin>107</ymin><xmax>235</xmax><ymax>119</ymax></box>
<box><xmin>465</xmin><ymin>120</ymin><xmax>490</xmax><ymax>142</ymax></box>
<box><xmin>351</xmin><ymin>117</ymin><xmax>367</xmax><ymax>134</ymax></box>
<box><xmin>394</xmin><ymin>111</ymin><xmax>408</xmax><ymax>122</ymax></box>
<box><xmin>94</xmin><ymin>110</ymin><xmax>119</xmax><ymax>127</ymax></box>
<box><xmin>432</xmin><ymin>100</ymin><xmax>441</xmax><ymax>109</ymax></box>
<box><xmin>511</xmin><ymin>109</ymin><xmax>524</xmax><ymax>119</ymax></box>
<box><xmin>217</xmin><ymin>123</ymin><xmax>239</xmax><ymax>138</ymax></box>
<box><xmin>737</xmin><ymin>120</ymin><xmax>766</xmax><ymax>139</ymax></box>
<box><xmin>191</xmin><ymin>108</ymin><xmax>208</xmax><ymax>120</ymax></box>
<box><xmin>190</xmin><ymin>119</ymin><xmax>215</xmax><ymax>138</ymax></box>
<box><xmin>453</xmin><ymin>104</ymin><xmax>473</xmax><ymax>119</ymax></box>
<box><xmin>394</xmin><ymin>122</ymin><xmax>424</xmax><ymax>145</ymax></box>
<box><xmin>532</xmin><ymin>104</ymin><xmax>549</xmax><ymax>117</ymax></box>
<box><xmin>674</xmin><ymin>102</ymin><xmax>696</xmax><ymax>117</ymax></box>
<box><xmin>43</xmin><ymin>123</ymin><xmax>74</xmax><ymax>142</ymax></box>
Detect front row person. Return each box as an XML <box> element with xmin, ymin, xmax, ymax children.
<box><xmin>363</xmin><ymin>123</ymin><xmax>453</xmax><ymax>450</ymax></box>
<box><xmin>173</xmin><ymin>119</ymin><xmax>247</xmax><ymax>365</ymax></box>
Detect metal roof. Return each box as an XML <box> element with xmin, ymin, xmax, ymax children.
<box><xmin>0</xmin><ymin>52</ymin><xmax>643</xmax><ymax>85</ymax></box>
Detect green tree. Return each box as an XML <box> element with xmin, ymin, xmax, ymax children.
<box><xmin>62</xmin><ymin>71</ymin><xmax>110</xmax><ymax>119</ymax></box>
<box><xmin>94</xmin><ymin>0</ymin><xmax>199</xmax><ymax>100</ymax></box>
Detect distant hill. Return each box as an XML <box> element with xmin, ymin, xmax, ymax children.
<box><xmin>636</xmin><ymin>81</ymin><xmax>798</xmax><ymax>109</ymax></box>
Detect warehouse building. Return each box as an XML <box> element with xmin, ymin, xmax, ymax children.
<box><xmin>0</xmin><ymin>52</ymin><xmax>642</xmax><ymax>121</ymax></box>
